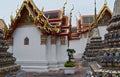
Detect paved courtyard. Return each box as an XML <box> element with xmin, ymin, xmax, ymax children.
<box><xmin>26</xmin><ymin>59</ymin><xmax>89</xmax><ymax>77</ymax></box>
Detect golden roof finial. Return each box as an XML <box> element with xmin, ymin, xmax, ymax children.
<box><xmin>46</xmin><ymin>15</ymin><xmax>49</xmax><ymax>22</ymax></box>
<box><xmin>69</xmin><ymin>4</ymin><xmax>74</xmax><ymax>26</ymax></box>
<box><xmin>39</xmin><ymin>7</ymin><xmax>44</xmax><ymax>16</ymax></box>
<box><xmin>10</xmin><ymin>14</ymin><xmax>14</xmax><ymax>24</ymax></box>
<box><xmin>41</xmin><ymin>7</ymin><xmax>44</xmax><ymax>13</ymax></box>
<box><xmin>24</xmin><ymin>0</ymin><xmax>28</xmax><ymax>2</ymax></box>
<box><xmin>16</xmin><ymin>4</ymin><xmax>19</xmax><ymax>14</ymax></box>
<box><xmin>70</xmin><ymin>5</ymin><xmax>74</xmax><ymax>14</ymax></box>
<box><xmin>63</xmin><ymin>0</ymin><xmax>67</xmax><ymax>16</ymax></box>
<box><xmin>43</xmin><ymin>15</ymin><xmax>49</xmax><ymax>30</ymax></box>
<box><xmin>104</xmin><ymin>0</ymin><xmax>107</xmax><ymax>5</ymax></box>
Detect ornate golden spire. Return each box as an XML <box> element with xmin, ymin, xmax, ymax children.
<box><xmin>10</xmin><ymin>15</ymin><xmax>14</xmax><ymax>24</ymax></box>
<box><xmin>41</xmin><ymin>7</ymin><xmax>44</xmax><ymax>13</ymax></box>
<box><xmin>39</xmin><ymin>7</ymin><xmax>44</xmax><ymax>16</ymax></box>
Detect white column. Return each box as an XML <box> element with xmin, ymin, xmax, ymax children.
<box><xmin>47</xmin><ymin>35</ymin><xmax>58</xmax><ymax>70</ymax></box>
<box><xmin>61</xmin><ymin>36</ymin><xmax>67</xmax><ymax>62</ymax></box>
<box><xmin>40</xmin><ymin>43</ymin><xmax>48</xmax><ymax>70</ymax></box>
<box><xmin>56</xmin><ymin>36</ymin><xmax>67</xmax><ymax>69</ymax></box>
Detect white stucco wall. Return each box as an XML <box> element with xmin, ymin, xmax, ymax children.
<box><xmin>56</xmin><ymin>37</ymin><xmax>67</xmax><ymax>69</ymax></box>
<box><xmin>10</xmin><ymin>25</ymin><xmax>48</xmax><ymax>69</ymax></box>
<box><xmin>8</xmin><ymin>25</ymin><xmax>68</xmax><ymax>71</ymax></box>
<box><xmin>69</xmin><ymin>35</ymin><xmax>88</xmax><ymax>58</ymax></box>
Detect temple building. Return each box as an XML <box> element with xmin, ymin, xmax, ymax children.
<box><xmin>4</xmin><ymin>0</ymin><xmax>114</xmax><ymax>72</ymax></box>
<box><xmin>5</xmin><ymin>0</ymin><xmax>69</xmax><ymax>72</ymax></box>
<box><xmin>90</xmin><ymin>0</ymin><xmax>120</xmax><ymax>76</ymax></box>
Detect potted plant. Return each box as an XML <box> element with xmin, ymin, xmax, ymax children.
<box><xmin>64</xmin><ymin>48</ymin><xmax>76</xmax><ymax>74</ymax></box>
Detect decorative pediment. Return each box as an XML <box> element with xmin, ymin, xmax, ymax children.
<box><xmin>81</xmin><ymin>4</ymin><xmax>112</xmax><ymax>34</ymax></box>
<box><xmin>97</xmin><ymin>4</ymin><xmax>112</xmax><ymax>26</ymax></box>
<box><xmin>5</xmin><ymin>0</ymin><xmax>59</xmax><ymax>39</ymax></box>
<box><xmin>17</xmin><ymin>6</ymin><xmax>34</xmax><ymax>26</ymax></box>
<box><xmin>98</xmin><ymin>10</ymin><xmax>111</xmax><ymax>26</ymax></box>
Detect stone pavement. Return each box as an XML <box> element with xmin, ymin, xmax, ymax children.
<box><xmin>26</xmin><ymin>59</ymin><xmax>89</xmax><ymax>77</ymax></box>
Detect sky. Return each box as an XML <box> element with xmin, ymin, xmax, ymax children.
<box><xmin>0</xmin><ymin>0</ymin><xmax>115</xmax><ymax>26</ymax></box>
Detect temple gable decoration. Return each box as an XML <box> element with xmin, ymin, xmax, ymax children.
<box><xmin>82</xmin><ymin>3</ymin><xmax>112</xmax><ymax>34</ymax></box>
<box><xmin>5</xmin><ymin>0</ymin><xmax>59</xmax><ymax>39</ymax></box>
<box><xmin>97</xmin><ymin>3</ymin><xmax>112</xmax><ymax>26</ymax></box>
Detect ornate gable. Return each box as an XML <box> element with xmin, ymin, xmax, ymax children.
<box><xmin>97</xmin><ymin>4</ymin><xmax>112</xmax><ymax>26</ymax></box>
<box><xmin>17</xmin><ymin>6</ymin><xmax>34</xmax><ymax>26</ymax></box>
<box><xmin>97</xmin><ymin>10</ymin><xmax>111</xmax><ymax>26</ymax></box>
<box><xmin>81</xmin><ymin>3</ymin><xmax>112</xmax><ymax>34</ymax></box>
<box><xmin>5</xmin><ymin>0</ymin><xmax>58</xmax><ymax>39</ymax></box>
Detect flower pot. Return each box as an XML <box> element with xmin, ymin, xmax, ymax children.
<box><xmin>64</xmin><ymin>67</ymin><xmax>75</xmax><ymax>74</ymax></box>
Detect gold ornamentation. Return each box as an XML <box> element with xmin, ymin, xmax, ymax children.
<box><xmin>62</xmin><ymin>0</ymin><xmax>67</xmax><ymax>16</ymax></box>
<box><xmin>70</xmin><ymin>5</ymin><xmax>74</xmax><ymax>14</ymax></box>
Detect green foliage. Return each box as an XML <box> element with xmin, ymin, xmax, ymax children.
<box><xmin>67</xmin><ymin>48</ymin><xmax>76</xmax><ymax>62</ymax></box>
<box><xmin>64</xmin><ymin>61</ymin><xmax>75</xmax><ymax>67</ymax></box>
<box><xmin>67</xmin><ymin>49</ymin><xmax>76</xmax><ymax>53</ymax></box>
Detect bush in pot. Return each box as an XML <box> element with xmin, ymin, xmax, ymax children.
<box><xmin>64</xmin><ymin>48</ymin><xmax>76</xmax><ymax>74</ymax></box>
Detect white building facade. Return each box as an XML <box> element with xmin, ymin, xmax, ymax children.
<box><xmin>7</xmin><ymin>0</ymin><xmax>68</xmax><ymax>72</ymax></box>
<box><xmin>6</xmin><ymin>0</ymin><xmax>112</xmax><ymax>72</ymax></box>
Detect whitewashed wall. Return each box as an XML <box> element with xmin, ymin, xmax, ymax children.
<box><xmin>69</xmin><ymin>35</ymin><xmax>88</xmax><ymax>58</ymax></box>
<box><xmin>10</xmin><ymin>25</ymin><xmax>48</xmax><ymax>71</ymax></box>
<box><xmin>56</xmin><ymin>37</ymin><xmax>67</xmax><ymax>68</ymax></box>
<box><xmin>8</xmin><ymin>25</ymin><xmax>68</xmax><ymax>71</ymax></box>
